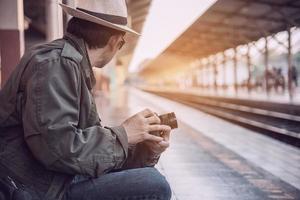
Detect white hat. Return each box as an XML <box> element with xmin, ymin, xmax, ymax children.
<box><xmin>60</xmin><ymin>0</ymin><xmax>140</xmax><ymax>35</ymax></box>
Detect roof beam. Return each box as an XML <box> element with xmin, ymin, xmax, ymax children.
<box><xmin>269</xmin><ymin>4</ymin><xmax>300</xmax><ymax>27</ymax></box>
<box><xmin>128</xmin><ymin>0</ymin><xmax>151</xmax><ymax>12</ymax></box>
<box><xmin>187</xmin><ymin>30</ymin><xmax>256</xmax><ymax>44</ymax></box>
<box><xmin>237</xmin><ymin>0</ymin><xmax>300</xmax><ymax>9</ymax></box>
<box><xmin>130</xmin><ymin>6</ymin><xmax>149</xmax><ymax>18</ymax></box>
<box><xmin>173</xmin><ymin>38</ymin><xmax>237</xmax><ymax>50</ymax></box>
<box><xmin>169</xmin><ymin>42</ymin><xmax>230</xmax><ymax>55</ymax></box>
<box><xmin>197</xmin><ymin>21</ymin><xmax>257</xmax><ymax>33</ymax></box>
<box><xmin>218</xmin><ymin>0</ymin><xmax>252</xmax><ymax>24</ymax></box>
<box><xmin>132</xmin><ymin>15</ymin><xmax>147</xmax><ymax>24</ymax></box>
<box><xmin>210</xmin><ymin>9</ymin><xmax>286</xmax><ymax>24</ymax></box>
<box><xmin>194</xmin><ymin>21</ymin><xmax>261</xmax><ymax>40</ymax></box>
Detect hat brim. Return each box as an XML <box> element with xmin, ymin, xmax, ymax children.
<box><xmin>60</xmin><ymin>3</ymin><xmax>140</xmax><ymax>36</ymax></box>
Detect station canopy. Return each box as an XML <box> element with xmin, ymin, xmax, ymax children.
<box><xmin>140</xmin><ymin>0</ymin><xmax>300</xmax><ymax>76</ymax></box>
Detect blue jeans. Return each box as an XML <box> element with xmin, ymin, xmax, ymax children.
<box><xmin>62</xmin><ymin>167</ymin><xmax>172</xmax><ymax>200</ymax></box>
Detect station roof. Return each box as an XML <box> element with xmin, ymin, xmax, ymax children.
<box><xmin>140</xmin><ymin>0</ymin><xmax>300</xmax><ymax>76</ymax></box>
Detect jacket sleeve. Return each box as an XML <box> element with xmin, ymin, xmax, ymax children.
<box><xmin>22</xmin><ymin>58</ymin><xmax>128</xmax><ymax>177</ymax></box>
<box><xmin>120</xmin><ymin>142</ymin><xmax>161</xmax><ymax>169</ymax></box>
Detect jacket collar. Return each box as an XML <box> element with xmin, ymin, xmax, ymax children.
<box><xmin>63</xmin><ymin>33</ymin><xmax>96</xmax><ymax>90</ymax></box>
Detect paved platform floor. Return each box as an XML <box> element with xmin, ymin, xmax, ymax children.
<box><xmin>94</xmin><ymin>87</ymin><xmax>300</xmax><ymax>200</ymax></box>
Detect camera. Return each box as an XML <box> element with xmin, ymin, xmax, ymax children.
<box><xmin>150</xmin><ymin>112</ymin><xmax>178</xmax><ymax>136</ymax></box>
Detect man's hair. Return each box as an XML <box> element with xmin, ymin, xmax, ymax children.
<box><xmin>66</xmin><ymin>17</ymin><xmax>125</xmax><ymax>49</ymax></box>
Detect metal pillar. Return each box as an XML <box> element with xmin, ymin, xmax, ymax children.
<box><xmin>287</xmin><ymin>28</ymin><xmax>293</xmax><ymax>100</ymax></box>
<box><xmin>66</xmin><ymin>0</ymin><xmax>76</xmax><ymax>20</ymax></box>
<box><xmin>202</xmin><ymin>60</ymin><xmax>206</xmax><ymax>88</ymax></box>
<box><xmin>62</xmin><ymin>0</ymin><xmax>76</xmax><ymax>29</ymax></box>
<box><xmin>233</xmin><ymin>48</ymin><xmax>238</xmax><ymax>95</ymax></box>
<box><xmin>213</xmin><ymin>56</ymin><xmax>218</xmax><ymax>92</ymax></box>
<box><xmin>199</xmin><ymin>60</ymin><xmax>203</xmax><ymax>88</ymax></box>
<box><xmin>46</xmin><ymin>0</ymin><xmax>64</xmax><ymax>41</ymax></box>
<box><xmin>264</xmin><ymin>37</ymin><xmax>270</xmax><ymax>96</ymax></box>
<box><xmin>206</xmin><ymin>58</ymin><xmax>211</xmax><ymax>89</ymax></box>
<box><xmin>246</xmin><ymin>44</ymin><xmax>252</xmax><ymax>93</ymax></box>
<box><xmin>222</xmin><ymin>52</ymin><xmax>227</xmax><ymax>90</ymax></box>
<box><xmin>0</xmin><ymin>0</ymin><xmax>24</xmax><ymax>87</ymax></box>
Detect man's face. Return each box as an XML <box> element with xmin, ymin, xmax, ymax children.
<box><xmin>91</xmin><ymin>34</ymin><xmax>125</xmax><ymax>68</ymax></box>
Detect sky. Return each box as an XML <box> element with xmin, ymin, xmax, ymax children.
<box><xmin>128</xmin><ymin>0</ymin><xmax>217</xmax><ymax>73</ymax></box>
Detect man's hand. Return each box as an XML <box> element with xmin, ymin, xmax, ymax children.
<box><xmin>122</xmin><ymin>109</ymin><xmax>168</xmax><ymax>145</ymax></box>
<box><xmin>145</xmin><ymin>125</ymin><xmax>171</xmax><ymax>155</ymax></box>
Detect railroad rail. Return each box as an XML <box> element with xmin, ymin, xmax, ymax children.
<box><xmin>143</xmin><ymin>89</ymin><xmax>300</xmax><ymax>147</ymax></box>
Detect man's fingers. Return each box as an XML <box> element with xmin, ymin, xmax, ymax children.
<box><xmin>146</xmin><ymin>115</ymin><xmax>161</xmax><ymax>125</ymax></box>
<box><xmin>145</xmin><ymin>134</ymin><xmax>163</xmax><ymax>143</ymax></box>
<box><xmin>161</xmin><ymin>129</ymin><xmax>170</xmax><ymax>142</ymax></box>
<box><xmin>140</xmin><ymin>108</ymin><xmax>155</xmax><ymax>117</ymax></box>
<box><xmin>148</xmin><ymin>124</ymin><xmax>171</xmax><ymax>132</ymax></box>
<box><xmin>158</xmin><ymin>141</ymin><xmax>170</xmax><ymax>148</ymax></box>
<box><xmin>140</xmin><ymin>109</ymin><xmax>155</xmax><ymax>118</ymax></box>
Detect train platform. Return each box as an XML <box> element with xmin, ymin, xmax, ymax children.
<box><xmin>94</xmin><ymin>87</ymin><xmax>300</xmax><ymax>200</ymax></box>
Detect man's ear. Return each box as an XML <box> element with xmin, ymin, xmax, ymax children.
<box><xmin>107</xmin><ymin>35</ymin><xmax>120</xmax><ymax>50</ymax></box>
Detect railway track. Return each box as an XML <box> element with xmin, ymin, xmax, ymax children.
<box><xmin>144</xmin><ymin>89</ymin><xmax>300</xmax><ymax>147</ymax></box>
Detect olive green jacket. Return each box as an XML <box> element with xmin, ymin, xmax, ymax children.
<box><xmin>0</xmin><ymin>33</ymin><xmax>158</xmax><ymax>200</ymax></box>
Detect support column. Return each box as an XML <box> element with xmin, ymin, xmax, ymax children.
<box><xmin>233</xmin><ymin>48</ymin><xmax>238</xmax><ymax>95</ymax></box>
<box><xmin>62</xmin><ymin>0</ymin><xmax>76</xmax><ymax>28</ymax></box>
<box><xmin>209</xmin><ymin>57</ymin><xmax>213</xmax><ymax>90</ymax></box>
<box><xmin>202</xmin><ymin>59</ymin><xmax>206</xmax><ymax>88</ymax></box>
<box><xmin>0</xmin><ymin>0</ymin><xmax>24</xmax><ymax>87</ymax></box>
<box><xmin>222</xmin><ymin>52</ymin><xmax>227</xmax><ymax>90</ymax></box>
<box><xmin>213</xmin><ymin>56</ymin><xmax>218</xmax><ymax>92</ymax></box>
<box><xmin>287</xmin><ymin>28</ymin><xmax>293</xmax><ymax>100</ymax></box>
<box><xmin>207</xmin><ymin>58</ymin><xmax>211</xmax><ymax>89</ymax></box>
<box><xmin>46</xmin><ymin>0</ymin><xmax>64</xmax><ymax>41</ymax></box>
<box><xmin>199</xmin><ymin>60</ymin><xmax>203</xmax><ymax>88</ymax></box>
<box><xmin>247</xmin><ymin>44</ymin><xmax>252</xmax><ymax>93</ymax></box>
<box><xmin>264</xmin><ymin>37</ymin><xmax>270</xmax><ymax>96</ymax></box>
<box><xmin>66</xmin><ymin>0</ymin><xmax>76</xmax><ymax>19</ymax></box>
